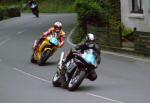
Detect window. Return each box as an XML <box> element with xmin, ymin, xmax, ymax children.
<box><xmin>131</xmin><ymin>0</ymin><xmax>143</xmax><ymax>13</ymax></box>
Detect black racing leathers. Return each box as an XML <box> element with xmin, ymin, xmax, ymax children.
<box><xmin>28</xmin><ymin>1</ymin><xmax>38</xmax><ymax>8</ymax></box>
<box><xmin>75</xmin><ymin>43</ymin><xmax>101</xmax><ymax>64</ymax></box>
<box><xmin>63</xmin><ymin>42</ymin><xmax>101</xmax><ymax>81</ymax></box>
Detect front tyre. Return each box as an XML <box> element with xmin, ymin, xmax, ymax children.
<box><xmin>68</xmin><ymin>70</ymin><xmax>85</xmax><ymax>91</ymax></box>
<box><xmin>38</xmin><ymin>50</ymin><xmax>51</xmax><ymax>66</ymax></box>
<box><xmin>32</xmin><ymin>8</ymin><xmax>39</xmax><ymax>17</ymax></box>
<box><xmin>31</xmin><ymin>54</ymin><xmax>36</xmax><ymax>63</ymax></box>
<box><xmin>52</xmin><ymin>71</ymin><xmax>61</xmax><ymax>87</ymax></box>
<box><xmin>35</xmin><ymin>11</ymin><xmax>39</xmax><ymax>17</ymax></box>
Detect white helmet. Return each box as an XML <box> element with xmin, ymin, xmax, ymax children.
<box><xmin>54</xmin><ymin>21</ymin><xmax>62</xmax><ymax>33</ymax></box>
<box><xmin>86</xmin><ymin>33</ymin><xmax>95</xmax><ymax>42</ymax></box>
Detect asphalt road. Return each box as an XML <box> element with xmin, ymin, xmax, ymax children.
<box><xmin>0</xmin><ymin>13</ymin><xmax>150</xmax><ymax>103</ymax></box>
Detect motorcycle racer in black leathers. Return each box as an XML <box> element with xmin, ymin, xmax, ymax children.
<box><xmin>61</xmin><ymin>33</ymin><xmax>101</xmax><ymax>81</ymax></box>
<box><xmin>27</xmin><ymin>0</ymin><xmax>39</xmax><ymax>17</ymax></box>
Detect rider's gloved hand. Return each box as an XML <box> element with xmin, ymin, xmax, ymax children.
<box><xmin>58</xmin><ymin>42</ymin><xmax>64</xmax><ymax>48</ymax></box>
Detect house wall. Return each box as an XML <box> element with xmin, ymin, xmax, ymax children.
<box><xmin>121</xmin><ymin>0</ymin><xmax>150</xmax><ymax>32</ymax></box>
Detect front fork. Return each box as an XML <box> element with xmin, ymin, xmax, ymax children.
<box><xmin>58</xmin><ymin>51</ymin><xmax>65</xmax><ymax>70</ymax></box>
<box><xmin>32</xmin><ymin>40</ymin><xmax>37</xmax><ymax>50</ymax></box>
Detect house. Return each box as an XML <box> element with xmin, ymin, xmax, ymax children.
<box><xmin>121</xmin><ymin>0</ymin><xmax>150</xmax><ymax>32</ymax></box>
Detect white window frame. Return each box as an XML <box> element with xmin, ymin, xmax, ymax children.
<box><xmin>131</xmin><ymin>0</ymin><xmax>143</xmax><ymax>14</ymax></box>
<box><xmin>128</xmin><ymin>0</ymin><xmax>144</xmax><ymax>19</ymax></box>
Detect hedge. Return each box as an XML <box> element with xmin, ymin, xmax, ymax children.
<box><xmin>0</xmin><ymin>6</ymin><xmax>21</xmax><ymax>21</ymax></box>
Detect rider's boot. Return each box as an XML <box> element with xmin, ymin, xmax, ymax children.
<box><xmin>86</xmin><ymin>69</ymin><xmax>97</xmax><ymax>81</ymax></box>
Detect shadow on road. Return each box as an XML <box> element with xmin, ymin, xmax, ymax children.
<box><xmin>28</xmin><ymin>61</ymin><xmax>58</xmax><ymax>66</ymax></box>
<box><xmin>76</xmin><ymin>85</ymin><xmax>100</xmax><ymax>92</ymax></box>
<box><xmin>41</xmin><ymin>61</ymin><xmax>58</xmax><ymax>66</ymax></box>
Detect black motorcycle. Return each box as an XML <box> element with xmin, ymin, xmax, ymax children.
<box><xmin>30</xmin><ymin>3</ymin><xmax>39</xmax><ymax>17</ymax></box>
<box><xmin>52</xmin><ymin>49</ymin><xmax>99</xmax><ymax>91</ymax></box>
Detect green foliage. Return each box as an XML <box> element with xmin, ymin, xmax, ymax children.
<box><xmin>75</xmin><ymin>0</ymin><xmax>106</xmax><ymax>24</ymax></box>
<box><xmin>39</xmin><ymin>0</ymin><xmax>75</xmax><ymax>13</ymax></box>
<box><xmin>104</xmin><ymin>0</ymin><xmax>121</xmax><ymax>20</ymax></box>
<box><xmin>121</xmin><ymin>24</ymin><xmax>133</xmax><ymax>37</ymax></box>
<box><xmin>0</xmin><ymin>9</ymin><xmax>4</xmax><ymax>20</ymax></box>
<box><xmin>109</xmin><ymin>15</ymin><xmax>121</xmax><ymax>30</ymax></box>
<box><xmin>0</xmin><ymin>6</ymin><xmax>20</xmax><ymax>21</ymax></box>
<box><xmin>0</xmin><ymin>0</ymin><xmax>76</xmax><ymax>13</ymax></box>
<box><xmin>74</xmin><ymin>0</ymin><xmax>107</xmax><ymax>43</ymax></box>
<box><xmin>71</xmin><ymin>26</ymin><xmax>83</xmax><ymax>44</ymax></box>
<box><xmin>107</xmin><ymin>0</ymin><xmax>121</xmax><ymax>36</ymax></box>
<box><xmin>7</xmin><ymin>7</ymin><xmax>21</xmax><ymax>17</ymax></box>
<box><xmin>0</xmin><ymin>7</ymin><xmax>8</xmax><ymax>20</ymax></box>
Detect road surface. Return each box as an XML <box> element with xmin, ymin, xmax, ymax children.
<box><xmin>0</xmin><ymin>13</ymin><xmax>150</xmax><ymax>103</ymax></box>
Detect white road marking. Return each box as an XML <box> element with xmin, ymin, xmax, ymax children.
<box><xmin>102</xmin><ymin>51</ymin><xmax>150</xmax><ymax>63</ymax></box>
<box><xmin>16</xmin><ymin>32</ymin><xmax>23</xmax><ymax>35</ymax></box>
<box><xmin>0</xmin><ymin>26</ymin><xmax>144</xmax><ymax>103</ymax></box>
<box><xmin>13</xmin><ymin>67</ymin><xmax>126</xmax><ymax>103</ymax></box>
<box><xmin>16</xmin><ymin>30</ymin><xmax>26</xmax><ymax>35</ymax></box>
<box><xmin>0</xmin><ymin>38</ymin><xmax>10</xmax><ymax>46</ymax></box>
<box><xmin>87</xmin><ymin>93</ymin><xmax>125</xmax><ymax>103</ymax></box>
<box><xmin>0</xmin><ymin>30</ymin><xmax>26</xmax><ymax>47</ymax></box>
<box><xmin>13</xmin><ymin>68</ymin><xmax>51</xmax><ymax>83</ymax></box>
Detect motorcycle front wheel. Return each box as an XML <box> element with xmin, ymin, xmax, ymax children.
<box><xmin>30</xmin><ymin>54</ymin><xmax>36</xmax><ymax>63</ymax></box>
<box><xmin>52</xmin><ymin>71</ymin><xmax>61</xmax><ymax>87</ymax></box>
<box><xmin>68</xmin><ymin>70</ymin><xmax>85</xmax><ymax>91</ymax></box>
<box><xmin>32</xmin><ymin>8</ymin><xmax>39</xmax><ymax>17</ymax></box>
<box><xmin>38</xmin><ymin>50</ymin><xmax>51</xmax><ymax>66</ymax></box>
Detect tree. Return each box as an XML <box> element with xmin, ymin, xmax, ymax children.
<box><xmin>104</xmin><ymin>0</ymin><xmax>121</xmax><ymax>20</ymax></box>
